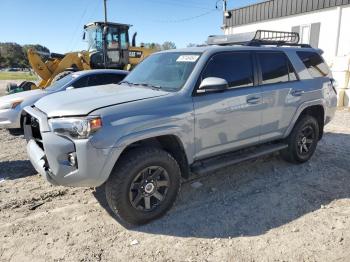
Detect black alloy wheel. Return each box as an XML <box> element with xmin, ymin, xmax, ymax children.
<box><xmin>105</xmin><ymin>147</ymin><xmax>181</xmax><ymax>226</ymax></box>
<box><xmin>281</xmin><ymin>115</ymin><xmax>320</xmax><ymax>164</ymax></box>
<box><xmin>129</xmin><ymin>166</ymin><xmax>170</xmax><ymax>211</ymax></box>
<box><xmin>296</xmin><ymin>124</ymin><xmax>316</xmax><ymax>156</ymax></box>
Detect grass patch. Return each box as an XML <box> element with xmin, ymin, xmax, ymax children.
<box><xmin>0</xmin><ymin>71</ymin><xmax>38</xmax><ymax>81</ymax></box>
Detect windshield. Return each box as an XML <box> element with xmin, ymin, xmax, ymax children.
<box><xmin>123</xmin><ymin>52</ymin><xmax>201</xmax><ymax>91</ymax></box>
<box><xmin>85</xmin><ymin>25</ymin><xmax>128</xmax><ymax>51</ymax></box>
<box><xmin>45</xmin><ymin>74</ymin><xmax>74</xmax><ymax>92</ymax></box>
<box><xmin>85</xmin><ymin>25</ymin><xmax>103</xmax><ymax>51</ymax></box>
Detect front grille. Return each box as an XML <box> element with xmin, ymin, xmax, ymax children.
<box><xmin>25</xmin><ymin>114</ymin><xmax>44</xmax><ymax>150</ymax></box>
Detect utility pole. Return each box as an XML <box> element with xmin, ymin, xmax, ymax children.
<box><xmin>223</xmin><ymin>0</ymin><xmax>231</xmax><ymax>18</ymax></box>
<box><xmin>104</xmin><ymin>0</ymin><xmax>108</xmax><ymax>24</ymax></box>
<box><xmin>103</xmin><ymin>0</ymin><xmax>108</xmax><ymax>68</ymax></box>
<box><xmin>223</xmin><ymin>0</ymin><xmax>227</xmax><ymax>12</ymax></box>
<box><xmin>219</xmin><ymin>0</ymin><xmax>231</xmax><ymax>30</ymax></box>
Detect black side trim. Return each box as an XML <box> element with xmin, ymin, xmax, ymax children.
<box><xmin>191</xmin><ymin>142</ymin><xmax>288</xmax><ymax>175</ymax></box>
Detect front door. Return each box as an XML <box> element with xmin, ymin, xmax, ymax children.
<box><xmin>193</xmin><ymin>51</ymin><xmax>263</xmax><ymax>160</ymax></box>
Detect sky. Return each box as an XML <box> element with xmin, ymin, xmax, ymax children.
<box><xmin>0</xmin><ymin>0</ymin><xmax>261</xmax><ymax>54</ymax></box>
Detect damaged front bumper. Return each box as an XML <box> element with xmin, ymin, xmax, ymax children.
<box><xmin>23</xmin><ymin>106</ymin><xmax>122</xmax><ymax>187</ymax></box>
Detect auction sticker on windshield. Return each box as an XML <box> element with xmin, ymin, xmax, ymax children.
<box><xmin>176</xmin><ymin>55</ymin><xmax>200</xmax><ymax>63</ymax></box>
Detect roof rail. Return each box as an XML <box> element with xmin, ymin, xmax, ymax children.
<box><xmin>207</xmin><ymin>30</ymin><xmax>312</xmax><ymax>48</ymax></box>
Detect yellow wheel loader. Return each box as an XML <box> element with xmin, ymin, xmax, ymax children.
<box><xmin>8</xmin><ymin>21</ymin><xmax>156</xmax><ymax>94</ymax></box>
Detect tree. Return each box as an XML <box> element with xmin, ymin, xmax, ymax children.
<box><xmin>142</xmin><ymin>42</ymin><xmax>162</xmax><ymax>51</ymax></box>
<box><xmin>0</xmin><ymin>42</ymin><xmax>26</xmax><ymax>68</ymax></box>
<box><xmin>142</xmin><ymin>41</ymin><xmax>176</xmax><ymax>51</ymax></box>
<box><xmin>0</xmin><ymin>42</ymin><xmax>50</xmax><ymax>68</ymax></box>
<box><xmin>161</xmin><ymin>41</ymin><xmax>176</xmax><ymax>50</ymax></box>
<box><xmin>0</xmin><ymin>55</ymin><xmax>5</xmax><ymax>68</ymax></box>
<box><xmin>22</xmin><ymin>44</ymin><xmax>50</xmax><ymax>56</ymax></box>
<box><xmin>187</xmin><ymin>43</ymin><xmax>197</xmax><ymax>47</ymax></box>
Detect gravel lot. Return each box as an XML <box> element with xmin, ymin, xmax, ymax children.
<box><xmin>0</xmin><ymin>80</ymin><xmax>350</xmax><ymax>261</ymax></box>
<box><xmin>0</xmin><ymin>80</ymin><xmax>23</xmax><ymax>96</ymax></box>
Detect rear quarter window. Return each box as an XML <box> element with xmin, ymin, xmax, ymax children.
<box><xmin>297</xmin><ymin>51</ymin><xmax>330</xmax><ymax>78</ymax></box>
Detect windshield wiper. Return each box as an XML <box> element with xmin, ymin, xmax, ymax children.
<box><xmin>119</xmin><ymin>81</ymin><xmax>163</xmax><ymax>90</ymax></box>
<box><xmin>137</xmin><ymin>83</ymin><xmax>162</xmax><ymax>90</ymax></box>
<box><xmin>119</xmin><ymin>80</ymin><xmax>137</xmax><ymax>86</ymax></box>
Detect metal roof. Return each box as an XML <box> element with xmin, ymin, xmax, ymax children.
<box><xmin>224</xmin><ymin>0</ymin><xmax>350</xmax><ymax>28</ymax></box>
<box><xmin>84</xmin><ymin>21</ymin><xmax>132</xmax><ymax>29</ymax></box>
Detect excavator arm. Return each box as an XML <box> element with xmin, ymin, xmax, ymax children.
<box><xmin>27</xmin><ymin>49</ymin><xmax>91</xmax><ymax>88</ymax></box>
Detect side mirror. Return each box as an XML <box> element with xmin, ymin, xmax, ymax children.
<box><xmin>198</xmin><ymin>77</ymin><xmax>228</xmax><ymax>93</ymax></box>
<box><xmin>66</xmin><ymin>86</ymin><xmax>74</xmax><ymax>91</ymax></box>
<box><xmin>82</xmin><ymin>31</ymin><xmax>86</xmax><ymax>40</ymax></box>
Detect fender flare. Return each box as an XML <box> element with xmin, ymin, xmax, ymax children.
<box><xmin>98</xmin><ymin>126</ymin><xmax>192</xmax><ymax>184</ymax></box>
<box><xmin>114</xmin><ymin>126</ymin><xmax>184</xmax><ymax>149</ymax></box>
<box><xmin>283</xmin><ymin>99</ymin><xmax>326</xmax><ymax>138</ymax></box>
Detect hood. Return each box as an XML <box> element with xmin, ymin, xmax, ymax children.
<box><xmin>34</xmin><ymin>84</ymin><xmax>169</xmax><ymax>117</ymax></box>
<box><xmin>0</xmin><ymin>89</ymin><xmax>44</xmax><ymax>104</ymax></box>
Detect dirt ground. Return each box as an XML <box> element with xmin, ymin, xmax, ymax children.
<box><xmin>0</xmin><ymin>81</ymin><xmax>350</xmax><ymax>261</ymax></box>
<box><xmin>0</xmin><ymin>80</ymin><xmax>23</xmax><ymax>96</ymax></box>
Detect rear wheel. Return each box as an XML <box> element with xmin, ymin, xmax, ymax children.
<box><xmin>281</xmin><ymin>115</ymin><xmax>320</xmax><ymax>164</ymax></box>
<box><xmin>105</xmin><ymin>147</ymin><xmax>181</xmax><ymax>226</ymax></box>
<box><xmin>19</xmin><ymin>81</ymin><xmax>36</xmax><ymax>91</ymax></box>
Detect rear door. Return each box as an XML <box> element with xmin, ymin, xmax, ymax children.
<box><xmin>193</xmin><ymin>51</ymin><xmax>263</xmax><ymax>160</ymax></box>
<box><xmin>257</xmin><ymin>51</ymin><xmax>302</xmax><ymax>141</ymax></box>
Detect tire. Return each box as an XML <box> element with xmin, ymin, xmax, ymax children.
<box><xmin>281</xmin><ymin>115</ymin><xmax>320</xmax><ymax>164</ymax></box>
<box><xmin>105</xmin><ymin>147</ymin><xmax>181</xmax><ymax>227</ymax></box>
<box><xmin>52</xmin><ymin>71</ymin><xmax>73</xmax><ymax>83</ymax></box>
<box><xmin>19</xmin><ymin>81</ymin><xmax>36</xmax><ymax>91</ymax></box>
<box><xmin>6</xmin><ymin>83</ymin><xmax>18</xmax><ymax>93</ymax></box>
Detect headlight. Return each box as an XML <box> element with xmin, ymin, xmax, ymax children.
<box><xmin>0</xmin><ymin>100</ymin><xmax>23</xmax><ymax>110</ymax></box>
<box><xmin>48</xmin><ymin>116</ymin><xmax>102</xmax><ymax>139</ymax></box>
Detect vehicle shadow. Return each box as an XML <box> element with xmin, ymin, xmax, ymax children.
<box><xmin>8</xmin><ymin>128</ymin><xmax>24</xmax><ymax>136</ymax></box>
<box><xmin>94</xmin><ymin>132</ymin><xmax>350</xmax><ymax>238</ymax></box>
<box><xmin>0</xmin><ymin>160</ymin><xmax>36</xmax><ymax>180</ymax></box>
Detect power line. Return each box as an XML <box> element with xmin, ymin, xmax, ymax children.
<box><xmin>142</xmin><ymin>0</ymin><xmax>213</xmax><ymax>10</ymax></box>
<box><xmin>151</xmin><ymin>8</ymin><xmax>219</xmax><ymax>23</ymax></box>
<box><xmin>66</xmin><ymin>0</ymin><xmax>95</xmax><ymax>52</ymax></box>
<box><xmin>69</xmin><ymin>0</ymin><xmax>101</xmax><ymax>52</ymax></box>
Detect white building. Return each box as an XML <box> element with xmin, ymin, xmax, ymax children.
<box><xmin>223</xmin><ymin>0</ymin><xmax>350</xmax><ymax>63</ymax></box>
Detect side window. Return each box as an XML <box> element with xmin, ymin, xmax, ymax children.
<box><xmin>297</xmin><ymin>51</ymin><xmax>329</xmax><ymax>78</ymax></box>
<box><xmin>202</xmin><ymin>52</ymin><xmax>254</xmax><ymax>89</ymax></box>
<box><xmin>102</xmin><ymin>73</ymin><xmax>127</xmax><ymax>84</ymax></box>
<box><xmin>257</xmin><ymin>52</ymin><xmax>296</xmax><ymax>85</ymax></box>
<box><xmin>87</xmin><ymin>75</ymin><xmax>102</xmax><ymax>86</ymax></box>
<box><xmin>72</xmin><ymin>76</ymin><xmax>89</xmax><ymax>88</ymax></box>
<box><xmin>88</xmin><ymin>73</ymin><xmax>126</xmax><ymax>86</ymax></box>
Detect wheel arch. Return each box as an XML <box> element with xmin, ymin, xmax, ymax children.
<box><xmin>117</xmin><ymin>134</ymin><xmax>191</xmax><ymax>179</ymax></box>
<box><xmin>106</xmin><ymin>133</ymin><xmax>190</xmax><ymax>178</ymax></box>
<box><xmin>285</xmin><ymin>101</ymin><xmax>325</xmax><ymax>140</ymax></box>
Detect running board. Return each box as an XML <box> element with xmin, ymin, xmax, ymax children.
<box><xmin>191</xmin><ymin>143</ymin><xmax>288</xmax><ymax>175</ymax></box>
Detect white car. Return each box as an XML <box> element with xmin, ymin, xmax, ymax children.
<box><xmin>0</xmin><ymin>69</ymin><xmax>128</xmax><ymax>129</ymax></box>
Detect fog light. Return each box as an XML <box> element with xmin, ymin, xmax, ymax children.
<box><xmin>68</xmin><ymin>153</ymin><xmax>77</xmax><ymax>167</ymax></box>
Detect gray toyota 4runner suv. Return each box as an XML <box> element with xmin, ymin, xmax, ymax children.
<box><xmin>23</xmin><ymin>31</ymin><xmax>337</xmax><ymax>226</ymax></box>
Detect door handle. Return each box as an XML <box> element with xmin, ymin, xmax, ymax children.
<box><xmin>291</xmin><ymin>89</ymin><xmax>305</xmax><ymax>97</ymax></box>
<box><xmin>246</xmin><ymin>97</ymin><xmax>261</xmax><ymax>104</ymax></box>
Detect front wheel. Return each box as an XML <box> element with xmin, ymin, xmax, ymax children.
<box><xmin>105</xmin><ymin>147</ymin><xmax>181</xmax><ymax>226</ymax></box>
<box><xmin>281</xmin><ymin>115</ymin><xmax>320</xmax><ymax>164</ymax></box>
<box><xmin>19</xmin><ymin>81</ymin><xmax>36</xmax><ymax>91</ymax></box>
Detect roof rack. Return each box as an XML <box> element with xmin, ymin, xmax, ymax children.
<box><xmin>207</xmin><ymin>30</ymin><xmax>311</xmax><ymax>48</ymax></box>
